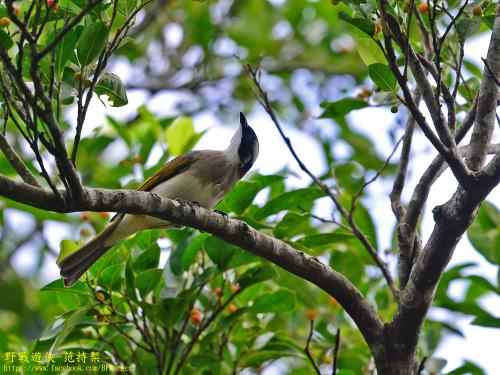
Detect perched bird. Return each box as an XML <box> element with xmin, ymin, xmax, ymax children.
<box><xmin>59</xmin><ymin>113</ymin><xmax>259</xmax><ymax>287</ymax></box>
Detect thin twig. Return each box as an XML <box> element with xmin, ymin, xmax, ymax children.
<box><xmin>332</xmin><ymin>327</ymin><xmax>340</xmax><ymax>375</ymax></box>
<box><xmin>304</xmin><ymin>319</ymin><xmax>321</xmax><ymax>375</ymax></box>
<box><xmin>242</xmin><ymin>62</ymin><xmax>399</xmax><ymax>301</ymax></box>
<box><xmin>36</xmin><ymin>0</ymin><xmax>101</xmax><ymax>59</ymax></box>
<box><xmin>173</xmin><ymin>289</ymin><xmax>243</xmax><ymax>375</ymax></box>
<box><xmin>390</xmin><ymin>93</ymin><xmax>420</xmax><ymax>221</ymax></box>
<box><xmin>350</xmin><ymin>136</ymin><xmax>403</xmax><ymax>217</ymax></box>
<box><xmin>417</xmin><ymin>356</ymin><xmax>427</xmax><ymax>374</ymax></box>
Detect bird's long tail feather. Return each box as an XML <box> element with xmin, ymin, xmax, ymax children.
<box><xmin>59</xmin><ymin>218</ymin><xmax>122</xmax><ymax>287</ymax></box>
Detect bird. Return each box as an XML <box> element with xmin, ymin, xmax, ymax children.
<box><xmin>59</xmin><ymin>112</ymin><xmax>259</xmax><ymax>287</ymax></box>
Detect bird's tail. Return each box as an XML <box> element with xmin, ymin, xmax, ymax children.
<box><xmin>59</xmin><ymin>217</ymin><xmax>123</xmax><ymax>287</ymax></box>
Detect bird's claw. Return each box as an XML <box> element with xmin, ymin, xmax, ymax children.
<box><xmin>214</xmin><ymin>209</ymin><xmax>228</xmax><ymax>217</ymax></box>
<box><xmin>149</xmin><ymin>192</ymin><xmax>161</xmax><ymax>201</ymax></box>
<box><xmin>175</xmin><ymin>199</ymin><xmax>200</xmax><ymax>213</ymax></box>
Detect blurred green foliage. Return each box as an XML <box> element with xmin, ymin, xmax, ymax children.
<box><xmin>0</xmin><ymin>0</ymin><xmax>498</xmax><ymax>374</ymax></box>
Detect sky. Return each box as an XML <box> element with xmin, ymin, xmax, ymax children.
<box><xmin>7</xmin><ymin>21</ymin><xmax>500</xmax><ymax>375</ymax></box>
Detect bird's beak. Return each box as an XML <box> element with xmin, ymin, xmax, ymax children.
<box><xmin>240</xmin><ymin>112</ymin><xmax>249</xmax><ymax>128</ymax></box>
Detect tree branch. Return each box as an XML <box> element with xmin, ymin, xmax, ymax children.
<box><xmin>0</xmin><ymin>176</ymin><xmax>384</xmax><ymax>347</ymax></box>
<box><xmin>380</xmin><ymin>11</ymin><xmax>474</xmax><ymax>190</ymax></box>
<box><xmin>242</xmin><ymin>62</ymin><xmax>399</xmax><ymax>301</ymax></box>
<box><xmin>466</xmin><ymin>11</ymin><xmax>500</xmax><ymax>171</ymax></box>
<box><xmin>304</xmin><ymin>320</ymin><xmax>321</xmax><ymax>375</ymax></box>
<box><xmin>0</xmin><ymin>133</ymin><xmax>40</xmax><ymax>187</ymax></box>
<box><xmin>390</xmin><ymin>10</ymin><xmax>500</xmax><ymax>354</ymax></box>
<box><xmin>397</xmin><ymin>98</ymin><xmax>478</xmax><ymax>289</ymax></box>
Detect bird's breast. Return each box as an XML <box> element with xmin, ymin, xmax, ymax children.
<box><xmin>150</xmin><ymin>169</ymin><xmax>225</xmax><ymax>208</ymax></box>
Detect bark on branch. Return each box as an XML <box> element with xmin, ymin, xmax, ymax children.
<box><xmin>384</xmin><ymin>8</ymin><xmax>500</xmax><ymax>368</ymax></box>
<box><xmin>0</xmin><ymin>175</ymin><xmax>384</xmax><ymax>347</ymax></box>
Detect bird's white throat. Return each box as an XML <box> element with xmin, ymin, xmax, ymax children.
<box><xmin>223</xmin><ymin>125</ymin><xmax>242</xmax><ymax>164</ymax></box>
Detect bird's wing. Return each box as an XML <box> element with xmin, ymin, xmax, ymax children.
<box><xmin>109</xmin><ymin>154</ymin><xmax>194</xmax><ymax>222</ymax></box>
<box><xmin>137</xmin><ymin>154</ymin><xmax>193</xmax><ymax>192</ymax></box>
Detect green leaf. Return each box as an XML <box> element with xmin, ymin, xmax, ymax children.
<box><xmin>98</xmin><ymin>263</ymin><xmax>124</xmax><ymax>290</ymax></box>
<box><xmin>125</xmin><ymin>258</ymin><xmax>137</xmax><ymax>301</ymax></box>
<box><xmin>463</xmin><ymin>59</ymin><xmax>483</xmax><ymax>78</ymax></box>
<box><xmin>133</xmin><ymin>243</ymin><xmax>160</xmax><ymax>272</ymax></box>
<box><xmin>56</xmin><ymin>239</ymin><xmax>80</xmax><ymax>265</ymax></box>
<box><xmin>339</xmin><ymin>12</ymin><xmax>375</xmax><ymax>37</ymax></box>
<box><xmin>447</xmin><ymin>361</ymin><xmax>485</xmax><ymax>375</ymax></box>
<box><xmin>273</xmin><ymin>212</ymin><xmax>310</xmax><ymax>239</ymax></box>
<box><xmin>243</xmin><ymin>349</ymin><xmax>296</xmax><ymax>368</ymax></box>
<box><xmin>295</xmin><ymin>232</ymin><xmax>354</xmax><ymax>247</ymax></box>
<box><xmin>0</xmin><ymin>29</ymin><xmax>13</xmax><ymax>49</ymax></box>
<box><xmin>254</xmin><ymin>188</ymin><xmax>325</xmax><ymax>220</ymax></box>
<box><xmin>204</xmin><ymin>236</ymin><xmax>257</xmax><ymax>270</ymax></box>
<box><xmin>472</xmin><ymin>314</ymin><xmax>500</xmax><ymax>328</ymax></box>
<box><xmin>368</xmin><ymin>63</ymin><xmax>397</xmax><ymax>92</ymax></box>
<box><xmin>50</xmin><ymin>307</ymin><xmax>90</xmax><ymax>352</ymax></box>
<box><xmin>94</xmin><ymin>73</ymin><xmax>128</xmax><ymax>107</ymax></box>
<box><xmin>223</xmin><ymin>180</ymin><xmax>261</xmax><ymax>214</ymax></box>
<box><xmin>238</xmin><ymin>264</ymin><xmax>277</xmax><ymax>289</ymax></box>
<box><xmin>251</xmin><ymin>289</ymin><xmax>297</xmax><ymax>313</ymax></box>
<box><xmin>182</xmin><ymin>233</ymin><xmax>209</xmax><ymax>270</ymax></box>
<box><xmin>467</xmin><ymin>202</ymin><xmax>500</xmax><ymax>264</ymax></box>
<box><xmin>357</xmin><ymin>38</ymin><xmax>387</xmax><ymax>66</ymax></box>
<box><xmin>54</xmin><ymin>26</ymin><xmax>81</xmax><ymax>73</ymax></box>
<box><xmin>118</xmin><ymin>0</ymin><xmax>138</xmax><ymax>16</ymax></box>
<box><xmin>456</xmin><ymin>19</ymin><xmax>481</xmax><ymax>41</ymax></box>
<box><xmin>76</xmin><ymin>22</ymin><xmax>109</xmax><ymax>67</ymax></box>
<box><xmin>320</xmin><ymin>98</ymin><xmax>369</xmax><ymax>118</ymax></box>
<box><xmin>41</xmin><ymin>279</ymin><xmax>90</xmax><ymax>296</ymax></box>
<box><xmin>136</xmin><ymin>269</ymin><xmax>163</xmax><ymax>297</ymax></box>
<box><xmin>165</xmin><ymin>116</ymin><xmax>196</xmax><ymax>156</ymax></box>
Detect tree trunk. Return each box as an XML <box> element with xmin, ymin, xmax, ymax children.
<box><xmin>373</xmin><ymin>324</ymin><xmax>420</xmax><ymax>375</ymax></box>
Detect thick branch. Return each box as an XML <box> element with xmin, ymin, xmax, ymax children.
<box><xmin>0</xmin><ymin>176</ymin><xmax>384</xmax><ymax>347</ymax></box>
<box><xmin>466</xmin><ymin>10</ymin><xmax>500</xmax><ymax>171</ymax></box>
<box><xmin>397</xmin><ymin>99</ymin><xmax>478</xmax><ymax>289</ymax></box>
<box><xmin>391</xmin><ymin>10</ymin><xmax>500</xmax><ymax>354</ymax></box>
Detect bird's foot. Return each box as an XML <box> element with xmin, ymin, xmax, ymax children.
<box><xmin>214</xmin><ymin>209</ymin><xmax>228</xmax><ymax>218</ymax></box>
<box><xmin>175</xmin><ymin>198</ymin><xmax>186</xmax><ymax>204</ymax></box>
<box><xmin>149</xmin><ymin>192</ymin><xmax>162</xmax><ymax>202</ymax></box>
<box><xmin>189</xmin><ymin>200</ymin><xmax>200</xmax><ymax>208</ymax></box>
<box><xmin>175</xmin><ymin>199</ymin><xmax>200</xmax><ymax>213</ymax></box>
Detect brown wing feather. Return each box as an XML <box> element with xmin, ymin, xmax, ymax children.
<box><xmin>109</xmin><ymin>155</ymin><xmax>194</xmax><ymax>222</ymax></box>
<box><xmin>137</xmin><ymin>154</ymin><xmax>193</xmax><ymax>191</ymax></box>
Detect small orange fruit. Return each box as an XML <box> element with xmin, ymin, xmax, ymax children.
<box><xmin>47</xmin><ymin>0</ymin><xmax>59</xmax><ymax>11</ymax></box>
<box><xmin>190</xmin><ymin>309</ymin><xmax>203</xmax><ymax>325</ymax></box>
<box><xmin>132</xmin><ymin>155</ymin><xmax>144</xmax><ymax>164</ymax></box>
<box><xmin>230</xmin><ymin>284</ymin><xmax>240</xmax><ymax>293</ymax></box>
<box><xmin>374</xmin><ymin>23</ymin><xmax>383</xmax><ymax>35</ymax></box>
<box><xmin>81</xmin><ymin>212</ymin><xmax>92</xmax><ymax>221</ymax></box>
<box><xmin>80</xmin><ymin>228</ymin><xmax>91</xmax><ymax>237</ymax></box>
<box><xmin>228</xmin><ymin>304</ymin><xmax>237</xmax><ymax>313</ymax></box>
<box><xmin>417</xmin><ymin>2</ymin><xmax>429</xmax><ymax>14</ymax></box>
<box><xmin>472</xmin><ymin>5</ymin><xmax>483</xmax><ymax>16</ymax></box>
<box><xmin>96</xmin><ymin>292</ymin><xmax>105</xmax><ymax>302</ymax></box>
<box><xmin>214</xmin><ymin>287</ymin><xmax>223</xmax><ymax>297</ymax></box>
<box><xmin>0</xmin><ymin>17</ymin><xmax>10</xmax><ymax>28</ymax></box>
<box><xmin>306</xmin><ymin>309</ymin><xmax>317</xmax><ymax>321</ymax></box>
<box><xmin>98</xmin><ymin>212</ymin><xmax>109</xmax><ymax>219</ymax></box>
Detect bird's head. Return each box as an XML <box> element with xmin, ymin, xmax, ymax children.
<box><xmin>226</xmin><ymin>113</ymin><xmax>259</xmax><ymax>176</ymax></box>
